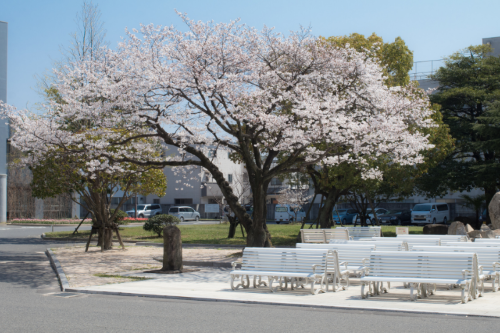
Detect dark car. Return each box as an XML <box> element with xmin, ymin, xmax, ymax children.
<box><xmin>333</xmin><ymin>209</ymin><xmax>359</xmax><ymax>225</ymax></box>
<box><xmin>377</xmin><ymin>210</ymin><xmax>412</xmax><ymax>225</ymax></box>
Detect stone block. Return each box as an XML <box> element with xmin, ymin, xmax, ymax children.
<box><xmin>448</xmin><ymin>221</ymin><xmax>467</xmax><ymax>235</ymax></box>
<box><xmin>423</xmin><ymin>224</ymin><xmax>448</xmax><ymax>235</ymax></box>
<box><xmin>466</xmin><ymin>224</ymin><xmax>474</xmax><ymax>233</ymax></box>
<box><xmin>488</xmin><ymin>192</ymin><xmax>500</xmax><ymax>230</ymax></box>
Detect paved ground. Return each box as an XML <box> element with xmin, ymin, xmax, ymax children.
<box><xmin>1</xmin><ymin>224</ymin><xmax>500</xmax><ymax>332</ymax></box>
<box><xmin>70</xmin><ymin>266</ymin><xmax>500</xmax><ymax>317</ymax></box>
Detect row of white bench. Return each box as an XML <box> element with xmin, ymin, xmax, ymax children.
<box><xmin>300</xmin><ymin>228</ymin><xmax>472</xmax><ymax>243</ymax></box>
<box><xmin>230</xmin><ymin>240</ymin><xmax>500</xmax><ymax>303</ymax></box>
<box><xmin>300</xmin><ymin>227</ymin><xmax>382</xmax><ymax>243</ymax></box>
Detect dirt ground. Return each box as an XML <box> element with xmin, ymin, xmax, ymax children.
<box><xmin>52</xmin><ymin>245</ymin><xmax>242</xmax><ymax>288</ymax></box>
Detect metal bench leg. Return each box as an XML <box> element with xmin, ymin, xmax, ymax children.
<box><xmin>268</xmin><ymin>277</ymin><xmax>279</xmax><ymax>293</ymax></box>
<box><xmin>461</xmin><ymin>283</ymin><xmax>468</xmax><ymax>304</ymax></box>
<box><xmin>231</xmin><ymin>274</ymin><xmax>248</xmax><ymax>290</ymax></box>
<box><xmin>361</xmin><ymin>282</ymin><xmax>369</xmax><ymax>299</ymax></box>
<box><xmin>279</xmin><ymin>277</ymin><xmax>288</xmax><ymax>291</ymax></box>
<box><xmin>410</xmin><ymin>283</ymin><xmax>418</xmax><ymax>301</ymax></box>
<box><xmin>253</xmin><ymin>275</ymin><xmax>267</xmax><ymax>288</ymax></box>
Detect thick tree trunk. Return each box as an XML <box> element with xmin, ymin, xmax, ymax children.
<box><xmin>227</xmin><ymin>216</ymin><xmax>238</xmax><ymax>239</ymax></box>
<box><xmin>246</xmin><ymin>184</ymin><xmax>272</xmax><ymax>247</ymax></box>
<box><xmin>318</xmin><ymin>190</ymin><xmax>338</xmax><ymax>229</ymax></box>
<box><xmin>162</xmin><ymin>225</ymin><xmax>183</xmax><ymax>271</ymax></box>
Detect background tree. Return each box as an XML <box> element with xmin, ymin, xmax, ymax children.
<box><xmin>416</xmin><ymin>45</ymin><xmax>500</xmax><ymax>216</ymax></box>
<box><xmin>307</xmin><ymin>33</ymin><xmax>449</xmax><ymax>228</ymax></box>
<box><xmin>321</xmin><ymin>32</ymin><xmax>414</xmax><ymax>87</ymax></box>
<box><xmin>2</xmin><ymin>16</ymin><xmax>436</xmax><ymax>247</ymax></box>
<box><xmin>459</xmin><ymin>194</ymin><xmax>486</xmax><ymax>228</ymax></box>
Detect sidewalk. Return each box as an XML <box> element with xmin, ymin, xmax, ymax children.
<box><xmin>63</xmin><ymin>265</ymin><xmax>500</xmax><ymax>317</ymax></box>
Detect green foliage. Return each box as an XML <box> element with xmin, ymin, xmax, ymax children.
<box><xmin>416</xmin><ymin>44</ymin><xmax>500</xmax><ymax>203</ymax></box>
<box><xmin>143</xmin><ymin>214</ymin><xmax>180</xmax><ymax>237</ymax></box>
<box><xmin>109</xmin><ymin>209</ymin><xmax>129</xmax><ymax>225</ymax></box>
<box><xmin>321</xmin><ymin>33</ymin><xmax>413</xmax><ymax>87</ymax></box>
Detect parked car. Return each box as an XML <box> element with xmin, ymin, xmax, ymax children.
<box><xmin>168</xmin><ymin>206</ymin><xmax>201</xmax><ymax>222</ymax></box>
<box><xmin>355</xmin><ymin>208</ymin><xmax>390</xmax><ymax>224</ymax></box>
<box><xmin>377</xmin><ymin>210</ymin><xmax>412</xmax><ymax>225</ymax></box>
<box><xmin>332</xmin><ymin>209</ymin><xmax>358</xmax><ymax>224</ymax></box>
<box><xmin>126</xmin><ymin>204</ymin><xmax>162</xmax><ymax>218</ymax></box>
<box><xmin>223</xmin><ymin>205</ymin><xmax>253</xmax><ymax>221</ymax></box>
<box><xmin>274</xmin><ymin>204</ymin><xmax>306</xmax><ymax>224</ymax></box>
<box><xmin>411</xmin><ymin>203</ymin><xmax>450</xmax><ymax>225</ymax></box>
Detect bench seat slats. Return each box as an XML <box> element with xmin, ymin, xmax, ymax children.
<box><xmin>360</xmin><ymin>277</ymin><xmax>469</xmax><ymax>284</ymax></box>
<box><xmin>360</xmin><ymin>251</ymin><xmax>478</xmax><ymax>303</ymax></box>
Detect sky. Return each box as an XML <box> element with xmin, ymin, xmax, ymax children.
<box><xmin>1</xmin><ymin>0</ymin><xmax>499</xmax><ymax>111</ymax></box>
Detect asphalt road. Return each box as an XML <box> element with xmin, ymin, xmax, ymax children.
<box><xmin>1</xmin><ymin>225</ymin><xmax>499</xmax><ymax>332</ymax></box>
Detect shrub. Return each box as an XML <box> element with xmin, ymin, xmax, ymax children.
<box><xmin>143</xmin><ymin>214</ymin><xmax>180</xmax><ymax>237</ymax></box>
<box><xmin>110</xmin><ymin>209</ymin><xmax>129</xmax><ymax>225</ymax></box>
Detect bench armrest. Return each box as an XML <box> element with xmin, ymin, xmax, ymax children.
<box><xmin>231</xmin><ymin>261</ymin><xmax>239</xmax><ymax>270</ymax></box>
<box><xmin>312</xmin><ymin>264</ymin><xmax>324</xmax><ymax>274</ymax></box>
<box><xmin>478</xmin><ymin>265</ymin><xmax>483</xmax><ymax>275</ymax></box>
<box><xmin>339</xmin><ymin>261</ymin><xmax>348</xmax><ymax>270</ymax></box>
<box><xmin>493</xmin><ymin>262</ymin><xmax>500</xmax><ymax>269</ymax></box>
<box><xmin>362</xmin><ymin>258</ymin><xmax>369</xmax><ymax>265</ymax></box>
<box><xmin>462</xmin><ymin>269</ymin><xmax>471</xmax><ymax>279</ymax></box>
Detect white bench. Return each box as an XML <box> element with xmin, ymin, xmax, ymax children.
<box><xmin>337</xmin><ymin>227</ymin><xmax>381</xmax><ymax>240</ymax></box>
<box><xmin>300</xmin><ymin>229</ymin><xmax>349</xmax><ymax>243</ymax></box>
<box><xmin>444</xmin><ymin>242</ymin><xmax>500</xmax><ymax>247</ymax></box>
<box><xmin>397</xmin><ymin>234</ymin><xmax>469</xmax><ymax>243</ymax></box>
<box><xmin>475</xmin><ymin>238</ymin><xmax>500</xmax><ymax>243</ymax></box>
<box><xmin>360</xmin><ymin>251</ymin><xmax>478</xmax><ymax>303</ymax></box>
<box><xmin>297</xmin><ymin>243</ymin><xmax>375</xmax><ymax>280</ymax></box>
<box><xmin>329</xmin><ymin>239</ymin><xmax>408</xmax><ymax>251</ymax></box>
<box><xmin>372</xmin><ymin>237</ymin><xmax>441</xmax><ymax>248</ymax></box>
<box><xmin>413</xmin><ymin>246</ymin><xmax>500</xmax><ymax>293</ymax></box>
<box><xmin>230</xmin><ymin>248</ymin><xmax>341</xmax><ymax>294</ymax></box>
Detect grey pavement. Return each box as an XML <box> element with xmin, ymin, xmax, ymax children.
<box><xmin>1</xmin><ymin>225</ymin><xmax>500</xmax><ymax>332</ymax></box>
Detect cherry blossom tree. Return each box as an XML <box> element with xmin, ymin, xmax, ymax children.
<box><xmin>1</xmin><ymin>14</ymin><xmax>436</xmax><ymax>247</ymax></box>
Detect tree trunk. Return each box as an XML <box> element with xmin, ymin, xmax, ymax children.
<box><xmin>162</xmin><ymin>225</ymin><xmax>183</xmax><ymax>271</ymax></box>
<box><xmin>297</xmin><ymin>193</ymin><xmax>317</xmax><ymax>242</ymax></box>
<box><xmin>227</xmin><ymin>216</ymin><xmax>238</xmax><ymax>239</ymax></box>
<box><xmin>103</xmin><ymin>228</ymin><xmax>113</xmax><ymax>250</ymax></box>
<box><xmin>367</xmin><ymin>195</ymin><xmax>380</xmax><ymax>226</ymax></box>
<box><xmin>318</xmin><ymin>190</ymin><xmax>338</xmax><ymax>229</ymax></box>
<box><xmin>246</xmin><ymin>184</ymin><xmax>272</xmax><ymax>247</ymax></box>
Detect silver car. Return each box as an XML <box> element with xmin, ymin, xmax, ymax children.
<box><xmin>168</xmin><ymin>206</ymin><xmax>200</xmax><ymax>222</ymax></box>
<box><xmin>126</xmin><ymin>204</ymin><xmax>162</xmax><ymax>218</ymax></box>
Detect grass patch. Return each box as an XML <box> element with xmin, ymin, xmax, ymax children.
<box><xmin>93</xmin><ymin>273</ymin><xmax>149</xmax><ymax>281</ymax></box>
<box><xmin>45</xmin><ymin>223</ymin><xmax>423</xmax><ymax>246</ymax></box>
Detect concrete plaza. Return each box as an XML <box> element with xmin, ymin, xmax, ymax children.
<box><xmin>63</xmin><ymin>266</ymin><xmax>500</xmax><ymax>318</ymax></box>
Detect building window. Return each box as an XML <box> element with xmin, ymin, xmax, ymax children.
<box><xmin>228</xmin><ymin>174</ymin><xmax>233</xmax><ymax>184</ymax></box>
<box><xmin>175</xmin><ymin>198</ymin><xmax>193</xmax><ymax>205</ymax></box>
<box><xmin>153</xmin><ymin>199</ymin><xmax>160</xmax><ymax>204</ymax></box>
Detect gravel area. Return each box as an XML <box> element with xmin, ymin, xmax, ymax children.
<box><xmin>52</xmin><ymin>245</ymin><xmax>242</xmax><ymax>288</ymax></box>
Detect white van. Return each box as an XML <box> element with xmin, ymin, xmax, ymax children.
<box><xmin>411</xmin><ymin>203</ymin><xmax>450</xmax><ymax>225</ymax></box>
<box><xmin>274</xmin><ymin>205</ymin><xmax>306</xmax><ymax>224</ymax></box>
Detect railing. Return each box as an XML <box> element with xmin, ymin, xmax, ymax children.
<box><xmin>409</xmin><ymin>59</ymin><xmax>445</xmax><ymax>81</ymax></box>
